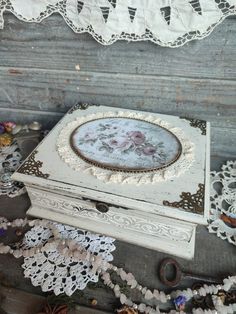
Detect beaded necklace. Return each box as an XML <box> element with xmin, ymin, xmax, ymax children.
<box><xmin>0</xmin><ymin>217</ymin><xmax>235</xmax><ymax>314</ymax></box>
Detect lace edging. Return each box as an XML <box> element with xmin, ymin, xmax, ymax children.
<box><xmin>0</xmin><ymin>0</ymin><xmax>235</xmax><ymax>47</ymax></box>
<box><xmin>57</xmin><ymin>111</ymin><xmax>195</xmax><ymax>185</ymax></box>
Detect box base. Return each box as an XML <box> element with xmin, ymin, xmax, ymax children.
<box><xmin>27</xmin><ymin>202</ymin><xmax>196</xmax><ymax>260</ymax></box>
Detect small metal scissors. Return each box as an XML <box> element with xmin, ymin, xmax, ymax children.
<box><xmin>159</xmin><ymin>258</ymin><xmax>222</xmax><ymax>287</ymax></box>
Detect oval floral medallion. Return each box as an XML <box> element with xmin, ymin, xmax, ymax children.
<box><xmin>70</xmin><ymin>118</ymin><xmax>182</xmax><ymax>172</ymax></box>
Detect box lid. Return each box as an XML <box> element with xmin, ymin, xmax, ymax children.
<box><xmin>13</xmin><ymin>104</ymin><xmax>210</xmax><ymax>225</ymax></box>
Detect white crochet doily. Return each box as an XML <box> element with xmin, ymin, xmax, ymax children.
<box><xmin>208</xmin><ymin>161</ymin><xmax>236</xmax><ymax>246</ymax></box>
<box><xmin>0</xmin><ymin>0</ymin><xmax>235</xmax><ymax>47</ymax></box>
<box><xmin>0</xmin><ymin>141</ymin><xmax>26</xmax><ymax>198</ymax></box>
<box><xmin>22</xmin><ymin>222</ymin><xmax>116</xmax><ymax>296</ymax></box>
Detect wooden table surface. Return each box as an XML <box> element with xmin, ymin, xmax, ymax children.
<box><xmin>0</xmin><ymin>192</ymin><xmax>235</xmax><ymax>313</ymax></box>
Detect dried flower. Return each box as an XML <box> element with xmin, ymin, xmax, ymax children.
<box><xmin>173</xmin><ymin>295</ymin><xmax>187</xmax><ymax>311</ymax></box>
<box><xmin>15</xmin><ymin>229</ymin><xmax>23</xmax><ymax>237</ymax></box>
<box><xmin>0</xmin><ymin>134</ymin><xmax>13</xmax><ymax>147</ymax></box>
<box><xmin>0</xmin><ymin>228</ymin><xmax>6</xmax><ymax>237</ymax></box>
<box><xmin>108</xmin><ymin>138</ymin><xmax>133</xmax><ymax>151</ymax></box>
<box><xmin>3</xmin><ymin>121</ymin><xmax>16</xmax><ymax>133</ymax></box>
<box><xmin>37</xmin><ymin>304</ymin><xmax>68</xmax><ymax>314</ymax></box>
<box><xmin>0</xmin><ymin>124</ymin><xmax>5</xmax><ymax>134</ymax></box>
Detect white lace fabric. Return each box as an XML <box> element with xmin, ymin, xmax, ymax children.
<box><xmin>0</xmin><ymin>141</ymin><xmax>26</xmax><ymax>198</ymax></box>
<box><xmin>208</xmin><ymin>161</ymin><xmax>236</xmax><ymax>246</ymax></box>
<box><xmin>1</xmin><ymin>0</ymin><xmax>235</xmax><ymax>47</ymax></box>
<box><xmin>22</xmin><ymin>222</ymin><xmax>116</xmax><ymax>295</ymax></box>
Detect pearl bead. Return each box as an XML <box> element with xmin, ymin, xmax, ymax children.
<box><xmin>120</xmin><ymin>269</ymin><xmax>127</xmax><ymax>281</ymax></box>
<box><xmin>216</xmin><ymin>285</ymin><xmax>222</xmax><ymax>290</ymax></box>
<box><xmin>7</xmin><ymin>222</ymin><xmax>11</xmax><ymax>226</ymax></box>
<box><xmin>13</xmin><ymin>250</ymin><xmax>22</xmax><ymax>258</ymax></box>
<box><xmin>23</xmin><ymin>250</ymin><xmax>30</xmax><ymax>257</ymax></box>
<box><xmin>145</xmin><ymin>290</ymin><xmax>153</xmax><ymax>300</ymax></box>
<box><xmin>138</xmin><ymin>303</ymin><xmax>146</xmax><ymax>312</ymax></box>
<box><xmin>114</xmin><ymin>284</ymin><xmax>120</xmax><ymax>292</ymax></box>
<box><xmin>30</xmin><ymin>248</ymin><xmax>36</xmax><ymax>255</ymax></box>
<box><xmin>106</xmin><ymin>263</ymin><xmax>112</xmax><ymax>269</ymax></box>
<box><xmin>115</xmin><ymin>291</ymin><xmax>121</xmax><ymax>298</ymax></box>
<box><xmin>133</xmin><ymin>304</ymin><xmax>138</xmax><ymax>310</ymax></box>
<box><xmin>166</xmin><ymin>294</ymin><xmax>171</xmax><ymax>300</ymax></box>
<box><xmin>193</xmin><ymin>290</ymin><xmax>198</xmax><ymax>295</ymax></box>
<box><xmin>137</xmin><ymin>285</ymin><xmax>142</xmax><ymax>291</ymax></box>
<box><xmin>126</xmin><ymin>299</ymin><xmax>133</xmax><ymax>307</ymax></box>
<box><xmin>130</xmin><ymin>279</ymin><xmax>137</xmax><ymax>289</ymax></box>
<box><xmin>160</xmin><ymin>291</ymin><xmax>167</xmax><ymax>303</ymax></box>
<box><xmin>153</xmin><ymin>289</ymin><xmax>160</xmax><ymax>299</ymax></box>
<box><xmin>120</xmin><ymin>294</ymin><xmax>127</xmax><ymax>304</ymax></box>
<box><xmin>113</xmin><ymin>266</ymin><xmax>118</xmax><ymax>271</ymax></box>
<box><xmin>199</xmin><ymin>287</ymin><xmax>206</xmax><ymax>296</ymax></box>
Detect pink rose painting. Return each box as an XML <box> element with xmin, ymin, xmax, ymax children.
<box><xmin>108</xmin><ymin>138</ymin><xmax>133</xmax><ymax>151</ymax></box>
<box><xmin>72</xmin><ymin>117</ymin><xmax>180</xmax><ymax>170</ymax></box>
<box><xmin>127</xmin><ymin>131</ymin><xmax>146</xmax><ymax>145</ymax></box>
<box><xmin>143</xmin><ymin>146</ymin><xmax>156</xmax><ymax>156</ymax></box>
<box><xmin>94</xmin><ymin>126</ymin><xmax>166</xmax><ymax>162</ymax></box>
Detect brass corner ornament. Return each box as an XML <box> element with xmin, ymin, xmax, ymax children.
<box><xmin>68</xmin><ymin>103</ymin><xmax>100</xmax><ymax>114</ymax></box>
<box><xmin>18</xmin><ymin>150</ymin><xmax>49</xmax><ymax>179</ymax></box>
<box><xmin>181</xmin><ymin>117</ymin><xmax>206</xmax><ymax>135</ymax></box>
<box><xmin>163</xmin><ymin>183</ymin><xmax>204</xmax><ymax>214</ymax></box>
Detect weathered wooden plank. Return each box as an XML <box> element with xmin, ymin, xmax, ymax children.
<box><xmin>0</xmin><ymin>67</ymin><xmax>235</xmax><ymax>129</ymax></box>
<box><xmin>0</xmin><ymin>108</ymin><xmax>235</xmax><ymax>166</ymax></box>
<box><xmin>0</xmin><ymin>14</ymin><xmax>235</xmax><ymax>164</ymax></box>
<box><xmin>0</xmin><ymin>14</ymin><xmax>236</xmax><ymax>80</ymax></box>
<box><xmin>0</xmin><ymin>108</ymin><xmax>63</xmax><ymax>126</ymax></box>
<box><xmin>211</xmin><ymin>127</ymin><xmax>236</xmax><ymax>158</ymax></box>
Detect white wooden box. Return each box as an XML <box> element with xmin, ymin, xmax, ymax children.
<box><xmin>12</xmin><ymin>105</ymin><xmax>210</xmax><ymax>259</ymax></box>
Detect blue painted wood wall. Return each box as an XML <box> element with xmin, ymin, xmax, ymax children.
<box><xmin>0</xmin><ymin>14</ymin><xmax>235</xmax><ymax>169</ymax></box>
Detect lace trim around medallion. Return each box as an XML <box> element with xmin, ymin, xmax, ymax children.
<box><xmin>57</xmin><ymin>111</ymin><xmax>195</xmax><ymax>185</ymax></box>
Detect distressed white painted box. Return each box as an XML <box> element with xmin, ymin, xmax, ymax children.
<box><xmin>12</xmin><ymin>105</ymin><xmax>210</xmax><ymax>259</ymax></box>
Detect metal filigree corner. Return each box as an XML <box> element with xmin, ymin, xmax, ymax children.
<box><xmin>68</xmin><ymin>103</ymin><xmax>100</xmax><ymax>114</ymax></box>
<box><xmin>18</xmin><ymin>150</ymin><xmax>49</xmax><ymax>179</ymax></box>
<box><xmin>163</xmin><ymin>183</ymin><xmax>205</xmax><ymax>214</ymax></box>
<box><xmin>181</xmin><ymin>117</ymin><xmax>206</xmax><ymax>135</ymax></box>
